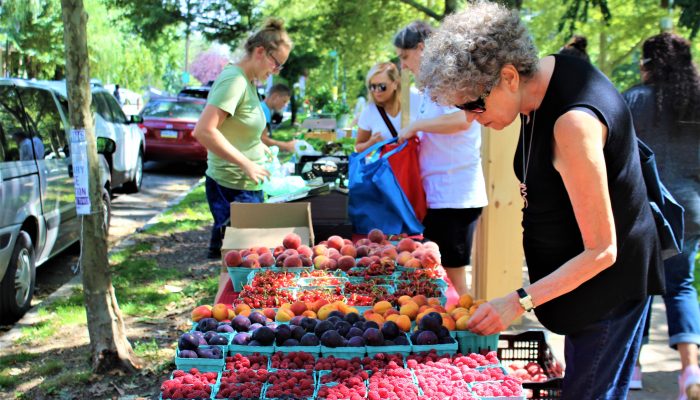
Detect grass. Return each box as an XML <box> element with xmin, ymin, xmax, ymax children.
<box><xmin>37</xmin><ymin>369</ymin><xmax>92</xmax><ymax>396</ymax></box>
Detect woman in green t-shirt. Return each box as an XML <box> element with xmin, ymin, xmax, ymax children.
<box><xmin>193</xmin><ymin>18</ymin><xmax>292</xmax><ymax>302</ymax></box>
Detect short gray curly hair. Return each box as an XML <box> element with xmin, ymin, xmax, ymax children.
<box><xmin>419</xmin><ymin>1</ymin><xmax>539</xmax><ymax>105</ymax></box>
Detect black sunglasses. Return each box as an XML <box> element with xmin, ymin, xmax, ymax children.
<box><xmin>455</xmin><ymin>90</ymin><xmax>489</xmax><ymax>113</ymax></box>
<box><xmin>267</xmin><ymin>52</ymin><xmax>284</xmax><ymax>72</ymax></box>
<box><xmin>369</xmin><ymin>83</ymin><xmax>388</xmax><ymax>93</ymax></box>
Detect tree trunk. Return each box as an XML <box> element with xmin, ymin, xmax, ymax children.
<box><xmin>60</xmin><ymin>0</ymin><xmax>141</xmax><ymax>374</ymax></box>
<box><xmin>290</xmin><ymin>92</ymin><xmax>298</xmax><ymax>125</ymax></box>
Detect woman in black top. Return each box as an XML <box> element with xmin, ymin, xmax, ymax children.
<box><xmin>419</xmin><ymin>2</ymin><xmax>664</xmax><ymax>398</ymax></box>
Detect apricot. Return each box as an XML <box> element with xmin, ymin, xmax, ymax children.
<box><xmin>290</xmin><ymin>301</ymin><xmax>307</xmax><ymax>316</ymax></box>
<box><xmin>262</xmin><ymin>308</ymin><xmax>276</xmax><ymax>320</ymax></box>
<box><xmin>317</xmin><ymin>304</ymin><xmax>337</xmax><ymax>320</ymax></box>
<box><xmin>228</xmin><ymin>309</ymin><xmax>236</xmax><ymax>320</ymax></box>
<box><xmin>458</xmin><ymin>294</ymin><xmax>474</xmax><ymax>309</ymax></box>
<box><xmin>442</xmin><ymin>315</ymin><xmax>456</xmax><ymax>331</ymax></box>
<box><xmin>191</xmin><ymin>305</ymin><xmax>213</xmax><ymax>322</ymax></box>
<box><xmin>431</xmin><ymin>305</ymin><xmax>447</xmax><ymax>313</ymax></box>
<box><xmin>302</xmin><ymin>310</ymin><xmax>317</xmax><ymax>318</ymax></box>
<box><xmin>446</xmin><ymin>304</ymin><xmax>457</xmax><ymax>313</ymax></box>
<box><xmin>386</xmin><ymin>314</ymin><xmax>400</xmax><ymax>323</ymax></box>
<box><xmin>373</xmin><ymin>301</ymin><xmax>393</xmax><ymax>315</ymax></box>
<box><xmin>474</xmin><ymin>299</ymin><xmax>488</xmax><ymax>306</ymax></box>
<box><xmin>235</xmin><ymin>303</ymin><xmax>251</xmax><ymax>315</ymax></box>
<box><xmin>334</xmin><ymin>301</ymin><xmax>351</xmax><ymax>314</ymax></box>
<box><xmin>400</xmin><ymin>302</ymin><xmax>419</xmax><ymax>320</ymax></box>
<box><xmin>384</xmin><ymin>308</ymin><xmax>400</xmax><ymax>319</ymax></box>
<box><xmin>398</xmin><ymin>295</ymin><xmax>413</xmax><ymax>306</ymax></box>
<box><xmin>412</xmin><ymin>295</ymin><xmax>428</xmax><ymax>307</ymax></box>
<box><xmin>280</xmin><ymin>303</ymin><xmax>292</xmax><ymax>310</ymax></box>
<box><xmin>312</xmin><ymin>299</ymin><xmax>330</xmax><ymax>312</ymax></box>
<box><xmin>346</xmin><ymin>307</ymin><xmax>360</xmax><ymax>315</ymax></box>
<box><xmin>456</xmin><ymin>315</ymin><xmax>470</xmax><ymax>330</ymax></box>
<box><xmin>395</xmin><ymin>315</ymin><xmax>412</xmax><ymax>332</ymax></box>
<box><xmin>276</xmin><ymin>308</ymin><xmax>294</xmax><ymax>322</ymax></box>
<box><xmin>212</xmin><ymin>303</ymin><xmax>230</xmax><ymax>321</ymax></box>
<box><xmin>366</xmin><ymin>312</ymin><xmax>385</xmax><ymax>327</ymax></box>
<box><xmin>427</xmin><ymin>297</ymin><xmax>441</xmax><ymax>307</ymax></box>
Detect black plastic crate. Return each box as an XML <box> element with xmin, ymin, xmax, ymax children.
<box><xmin>498</xmin><ymin>330</ymin><xmax>564</xmax><ymax>400</ymax></box>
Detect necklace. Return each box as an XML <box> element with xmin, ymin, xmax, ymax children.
<box><xmin>520</xmin><ymin>110</ymin><xmax>536</xmax><ymax>209</ymax></box>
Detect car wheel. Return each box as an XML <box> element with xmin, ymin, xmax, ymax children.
<box><xmin>0</xmin><ymin>231</ymin><xmax>36</xmax><ymax>324</ymax></box>
<box><xmin>123</xmin><ymin>148</ymin><xmax>143</xmax><ymax>193</ymax></box>
<box><xmin>101</xmin><ymin>187</ymin><xmax>111</xmax><ymax>233</ymax></box>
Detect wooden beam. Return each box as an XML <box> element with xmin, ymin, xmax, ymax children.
<box><xmin>473</xmin><ymin>120</ymin><xmax>525</xmax><ymax>300</ymax></box>
<box><xmin>400</xmin><ymin>70</ymin><xmax>411</xmax><ymax>128</ymax></box>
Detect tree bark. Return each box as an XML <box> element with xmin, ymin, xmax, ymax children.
<box><xmin>60</xmin><ymin>0</ymin><xmax>141</xmax><ymax>374</ymax></box>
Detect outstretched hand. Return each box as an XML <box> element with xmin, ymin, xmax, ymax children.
<box><xmin>466</xmin><ymin>292</ymin><xmax>524</xmax><ymax>335</ymax></box>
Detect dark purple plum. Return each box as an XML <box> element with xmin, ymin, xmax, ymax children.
<box><xmin>347</xmin><ymin>336</ymin><xmax>365</xmax><ymax>347</ymax></box>
<box><xmin>233</xmin><ymin>332</ymin><xmax>251</xmax><ymax>345</ymax></box>
<box><xmin>416</xmin><ymin>330</ymin><xmax>439</xmax><ymax>345</ymax></box>
<box><xmin>346</xmin><ymin>327</ymin><xmax>364</xmax><ymax>339</ymax></box>
<box><xmin>344</xmin><ymin>313</ymin><xmax>360</xmax><ymax>324</ymax></box>
<box><xmin>208</xmin><ymin>334</ymin><xmax>229</xmax><ymax>346</ymax></box>
<box><xmin>301</xmin><ymin>317</ymin><xmax>318</xmax><ymax>333</ymax></box>
<box><xmin>364</xmin><ymin>321</ymin><xmax>380</xmax><ymax>330</ymax></box>
<box><xmin>249</xmin><ymin>323</ymin><xmax>264</xmax><ymax>331</ymax></box>
<box><xmin>275</xmin><ymin>325</ymin><xmax>292</xmax><ymax>345</ymax></box>
<box><xmin>418</xmin><ymin>312</ymin><xmax>443</xmax><ymax>333</ymax></box>
<box><xmin>300</xmin><ymin>333</ymin><xmax>320</xmax><ymax>346</ymax></box>
<box><xmin>232</xmin><ymin>315</ymin><xmax>251</xmax><ymax>332</ymax></box>
<box><xmin>178</xmin><ymin>349</ymin><xmax>198</xmax><ymax>358</ymax></box>
<box><xmin>197</xmin><ymin>318</ymin><xmax>219</xmax><ymax>332</ymax></box>
<box><xmin>252</xmin><ymin>326</ymin><xmax>275</xmax><ymax>346</ymax></box>
<box><xmin>281</xmin><ymin>338</ymin><xmax>300</xmax><ymax>346</ymax></box>
<box><xmin>314</xmin><ymin>320</ymin><xmax>334</xmax><ymax>337</ymax></box>
<box><xmin>217</xmin><ymin>324</ymin><xmax>234</xmax><ymax>333</ymax></box>
<box><xmin>178</xmin><ymin>333</ymin><xmax>199</xmax><ymax>351</ymax></box>
<box><xmin>290</xmin><ymin>316</ymin><xmax>304</xmax><ymax>326</ymax></box>
<box><xmin>248</xmin><ymin>312</ymin><xmax>267</xmax><ymax>325</ymax></box>
<box><xmin>394</xmin><ymin>335</ymin><xmax>410</xmax><ymax>346</ymax></box>
<box><xmin>321</xmin><ymin>330</ymin><xmax>345</xmax><ymax>348</ymax></box>
<box><xmin>381</xmin><ymin>321</ymin><xmax>400</xmax><ymax>340</ymax></box>
<box><xmin>363</xmin><ymin>328</ymin><xmax>384</xmax><ymax>346</ymax></box>
<box><xmin>334</xmin><ymin>321</ymin><xmax>352</xmax><ymax>337</ymax></box>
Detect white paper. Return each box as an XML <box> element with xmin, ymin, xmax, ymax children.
<box><xmin>70</xmin><ymin>129</ymin><xmax>91</xmax><ymax>215</ymax></box>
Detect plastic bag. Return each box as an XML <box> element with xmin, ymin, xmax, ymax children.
<box><xmin>294</xmin><ymin>139</ymin><xmax>322</xmax><ymax>157</ymax></box>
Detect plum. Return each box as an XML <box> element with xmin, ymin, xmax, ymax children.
<box><xmin>346</xmin><ymin>327</ymin><xmax>364</xmax><ymax>339</ymax></box>
<box><xmin>217</xmin><ymin>324</ymin><xmax>234</xmax><ymax>333</ymax></box>
<box><xmin>196</xmin><ymin>346</ymin><xmax>222</xmax><ymax>359</ymax></box>
<box><xmin>334</xmin><ymin>321</ymin><xmax>352</xmax><ymax>337</ymax></box>
<box><xmin>321</xmin><ymin>330</ymin><xmax>345</xmax><ymax>348</ymax></box>
<box><xmin>363</xmin><ymin>328</ymin><xmax>385</xmax><ymax>346</ymax></box>
<box><xmin>178</xmin><ymin>349</ymin><xmax>198</xmax><ymax>358</ymax></box>
<box><xmin>266</xmin><ymin>322</ymin><xmax>278</xmax><ymax>330</ymax></box>
<box><xmin>252</xmin><ymin>326</ymin><xmax>275</xmax><ymax>346</ymax></box>
<box><xmin>439</xmin><ymin>336</ymin><xmax>455</xmax><ymax>344</ymax></box>
<box><xmin>281</xmin><ymin>338</ymin><xmax>300</xmax><ymax>346</ymax></box>
<box><xmin>300</xmin><ymin>333</ymin><xmax>320</xmax><ymax>346</ymax></box>
<box><xmin>203</xmin><ymin>331</ymin><xmax>219</xmax><ymax>342</ymax></box>
<box><xmin>394</xmin><ymin>335</ymin><xmax>410</xmax><ymax>346</ymax></box>
<box><xmin>328</xmin><ymin>311</ymin><xmax>345</xmax><ymax>319</ymax></box>
<box><xmin>232</xmin><ymin>315</ymin><xmax>251</xmax><ymax>332</ymax></box>
<box><xmin>344</xmin><ymin>313</ymin><xmax>360</xmax><ymax>324</ymax></box>
<box><xmin>233</xmin><ymin>332</ymin><xmax>251</xmax><ymax>345</ymax></box>
<box><xmin>197</xmin><ymin>318</ymin><xmax>219</xmax><ymax>333</ymax></box>
<box><xmin>381</xmin><ymin>321</ymin><xmax>400</xmax><ymax>340</ymax></box>
<box><xmin>275</xmin><ymin>325</ymin><xmax>292</xmax><ymax>345</ymax></box>
<box><xmin>208</xmin><ymin>334</ymin><xmax>230</xmax><ymax>346</ymax></box>
<box><xmin>327</xmin><ymin>316</ymin><xmax>342</xmax><ymax>325</ymax></box>
<box><xmin>347</xmin><ymin>336</ymin><xmax>366</xmax><ymax>347</ymax></box>
<box><xmin>291</xmin><ymin>325</ymin><xmax>307</xmax><ymax>341</ymax></box>
<box><xmin>384</xmin><ymin>340</ymin><xmax>395</xmax><ymax>346</ymax></box>
<box><xmin>352</xmin><ymin>321</ymin><xmax>365</xmax><ymax>331</ymax></box>
<box><xmin>314</xmin><ymin>320</ymin><xmax>334</xmax><ymax>337</ymax></box>
<box><xmin>178</xmin><ymin>333</ymin><xmax>199</xmax><ymax>351</ymax></box>
<box><xmin>249</xmin><ymin>323</ymin><xmax>263</xmax><ymax>332</ymax></box>
<box><xmin>418</xmin><ymin>312</ymin><xmax>443</xmax><ymax>333</ymax></box>
<box><xmin>364</xmin><ymin>321</ymin><xmax>380</xmax><ymax>330</ymax></box>
<box><xmin>416</xmin><ymin>330</ymin><xmax>439</xmax><ymax>345</ymax></box>
<box><xmin>248</xmin><ymin>340</ymin><xmax>263</xmax><ymax>346</ymax></box>
<box><xmin>248</xmin><ymin>311</ymin><xmax>267</xmax><ymax>325</ymax></box>
<box><xmin>290</xmin><ymin>316</ymin><xmax>304</xmax><ymax>326</ymax></box>
<box><xmin>437</xmin><ymin>326</ymin><xmax>451</xmax><ymax>339</ymax></box>
<box><xmin>301</xmin><ymin>317</ymin><xmax>318</xmax><ymax>333</ymax></box>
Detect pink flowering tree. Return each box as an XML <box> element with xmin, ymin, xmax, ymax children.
<box><xmin>190</xmin><ymin>50</ymin><xmax>229</xmax><ymax>85</ymax></box>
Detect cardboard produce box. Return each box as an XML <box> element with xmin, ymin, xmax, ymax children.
<box><xmin>221</xmin><ymin>203</ymin><xmax>314</xmax><ymax>271</ymax></box>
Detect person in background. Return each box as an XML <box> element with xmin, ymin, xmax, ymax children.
<box><xmin>113</xmin><ymin>84</ymin><xmax>122</xmax><ymax>104</ymax></box>
<box><xmin>260</xmin><ymin>83</ymin><xmax>296</xmax><ymax>152</ymax></box>
<box><xmin>419</xmin><ymin>3</ymin><xmax>663</xmax><ymax>397</ymax></box>
<box><xmin>12</xmin><ymin>130</ymin><xmax>44</xmax><ymax>160</ymax></box>
<box><xmin>193</xmin><ymin>18</ymin><xmax>292</xmax><ymax>302</ymax></box>
<box><xmin>559</xmin><ymin>35</ymin><xmax>590</xmax><ymax>62</ymax></box>
<box><xmin>350</xmin><ymin>87</ymin><xmax>367</xmax><ymax>129</ymax></box>
<box><xmin>394</xmin><ymin>20</ymin><xmax>487</xmax><ymax>296</ymax></box>
<box><xmin>622</xmin><ymin>32</ymin><xmax>700</xmax><ymax>399</ymax></box>
<box><xmin>354</xmin><ymin>62</ymin><xmax>420</xmax><ymax>153</ymax></box>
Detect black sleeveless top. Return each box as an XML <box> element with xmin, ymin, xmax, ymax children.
<box><xmin>513</xmin><ymin>55</ymin><xmax>664</xmax><ymax>335</ymax></box>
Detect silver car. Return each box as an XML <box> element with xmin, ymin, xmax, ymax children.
<box><xmin>0</xmin><ymin>79</ymin><xmax>117</xmax><ymax>323</ymax></box>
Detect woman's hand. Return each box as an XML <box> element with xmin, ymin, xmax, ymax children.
<box><xmin>242</xmin><ymin>160</ymin><xmax>270</xmax><ymax>184</ymax></box>
<box><xmin>370</xmin><ymin>132</ymin><xmax>384</xmax><ymax>144</ymax></box>
<box><xmin>398</xmin><ymin>124</ymin><xmax>418</xmax><ymax>143</ymax></box>
<box><xmin>466</xmin><ymin>292</ymin><xmax>524</xmax><ymax>335</ymax></box>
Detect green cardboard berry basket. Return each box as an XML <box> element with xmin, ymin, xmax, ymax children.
<box><xmin>315</xmin><ymin>371</ymin><xmax>369</xmax><ymax>399</ymax></box>
<box><xmin>262</xmin><ymin>368</ymin><xmax>316</xmax><ymax>400</ymax></box>
<box><xmin>176</xmin><ymin>348</ymin><xmax>225</xmax><ymax>372</ymax></box>
<box><xmin>321</xmin><ymin>345</ymin><xmax>367</xmax><ymax>359</ymax></box>
<box><xmin>209</xmin><ymin>381</ymin><xmax>266</xmax><ymax>400</ymax></box>
<box><xmin>409</xmin><ymin>335</ymin><xmax>458</xmax><ymax>356</ymax></box>
<box><xmin>297</xmin><ymin>276</ymin><xmax>349</xmax><ymax>288</ymax></box>
<box><xmin>227</xmin><ymin>267</ymin><xmax>258</xmax><ymax>292</ymax></box>
<box><xmin>273</xmin><ymin>344</ymin><xmax>321</xmax><ymax>357</ymax></box>
<box><xmin>228</xmin><ymin>343</ymin><xmax>275</xmax><ymax>356</ymax></box>
<box><xmin>452</xmin><ymin>330</ymin><xmax>500</xmax><ymax>354</ymax></box>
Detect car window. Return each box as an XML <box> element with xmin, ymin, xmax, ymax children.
<box><xmin>142</xmin><ymin>100</ymin><xmax>205</xmax><ymax>119</ymax></box>
<box><xmin>93</xmin><ymin>92</ymin><xmax>114</xmax><ymax>123</ymax></box>
<box><xmin>17</xmin><ymin>87</ymin><xmax>68</xmax><ymax>159</ymax></box>
<box><xmin>103</xmin><ymin>92</ymin><xmax>128</xmax><ymax>124</ymax></box>
<box><xmin>0</xmin><ymin>85</ymin><xmax>28</xmax><ymax>161</ymax></box>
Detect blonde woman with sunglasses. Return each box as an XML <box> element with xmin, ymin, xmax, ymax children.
<box><xmin>354</xmin><ymin>62</ymin><xmax>420</xmax><ymax>152</ymax></box>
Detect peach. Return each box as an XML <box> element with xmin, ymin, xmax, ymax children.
<box><xmin>458</xmin><ymin>294</ymin><xmax>474</xmax><ymax>309</ymax></box>
<box><xmin>191</xmin><ymin>305</ymin><xmax>213</xmax><ymax>322</ymax></box>
<box><xmin>395</xmin><ymin>315</ymin><xmax>412</xmax><ymax>332</ymax></box>
<box><xmin>297</xmin><ymin>245</ymin><xmax>313</xmax><ymax>258</ymax></box>
<box><xmin>258</xmin><ymin>253</ymin><xmax>275</xmax><ymax>267</ymax></box>
<box><xmin>404</xmin><ymin>258</ymin><xmax>422</xmax><ymax>269</ymax></box>
<box><xmin>283</xmin><ymin>233</ymin><xmax>302</xmax><ymax>249</ymax></box>
<box><xmin>245</xmin><ymin>253</ymin><xmax>259</xmax><ymax>261</ymax></box>
<box><xmin>396</xmin><ymin>251</ymin><xmax>413</xmax><ymax>266</ymax></box>
<box><xmin>290</xmin><ymin>301</ymin><xmax>307</xmax><ymax>316</ymax></box>
<box><xmin>321</xmin><ymin>258</ymin><xmax>337</xmax><ymax>271</ymax></box>
<box><xmin>423</xmin><ymin>241</ymin><xmax>440</xmax><ymax>252</ymax></box>
<box><xmin>363</xmin><ymin>309</ymin><xmax>375</xmax><ymax>319</ymax></box>
<box><xmin>427</xmin><ymin>298</ymin><xmax>441</xmax><ymax>307</ymax></box>
<box><xmin>224</xmin><ymin>250</ymin><xmax>243</xmax><ymax>267</ymax></box>
<box><xmin>240</xmin><ymin>249</ymin><xmax>252</xmax><ymax>258</ymax></box>
<box><xmin>355</xmin><ymin>238</ymin><xmax>371</xmax><ymax>246</ymax></box>
<box><xmin>368</xmin><ymin>228</ymin><xmax>385</xmax><ymax>244</ymax></box>
<box><xmin>262</xmin><ymin>308</ymin><xmax>276</xmax><ymax>320</ymax></box>
<box><xmin>421</xmin><ymin>251</ymin><xmax>441</xmax><ymax>269</ymax></box>
<box><xmin>327</xmin><ymin>248</ymin><xmax>341</xmax><ymax>260</ymax></box>
<box><xmin>431</xmin><ymin>305</ymin><xmax>447</xmax><ymax>313</ymax></box>
<box><xmin>313</xmin><ymin>255</ymin><xmax>330</xmax><ymax>269</ymax></box>
<box><xmin>446</xmin><ymin>304</ymin><xmax>457</xmax><ymax>313</ymax></box>
<box><xmin>283</xmin><ymin>255</ymin><xmax>303</xmax><ymax>268</ymax></box>
<box><xmin>283</xmin><ymin>248</ymin><xmax>299</xmax><ymax>257</ymax></box>
<box><xmin>356</xmin><ymin>245</ymin><xmax>370</xmax><ymax>258</ymax></box>
<box><xmin>381</xmin><ymin>247</ymin><xmax>398</xmax><ymax>260</ymax></box>
<box><xmin>396</xmin><ymin>238</ymin><xmax>418</xmax><ymax>253</ymax></box>
<box><xmin>344</xmin><ymin>239</ymin><xmax>353</xmax><ymax>245</ymax></box>
<box><xmin>456</xmin><ymin>315</ymin><xmax>470</xmax><ymax>330</ymax></box>
<box><xmin>255</xmin><ymin>246</ymin><xmax>270</xmax><ymax>255</ymax></box>
<box><xmin>273</xmin><ymin>245</ymin><xmax>285</xmax><ymax>257</ymax></box>
<box><xmin>327</xmin><ymin>235</ymin><xmax>345</xmax><ymax>251</ymax></box>
<box><xmin>312</xmin><ymin>244</ymin><xmax>329</xmax><ymax>257</ymax></box>
<box><xmin>336</xmin><ymin>256</ymin><xmax>356</xmax><ymax>271</ymax></box>
<box><xmin>241</xmin><ymin>258</ymin><xmax>260</xmax><ymax>268</ymax></box>
<box><xmin>340</xmin><ymin>244</ymin><xmax>357</xmax><ymax>258</ymax></box>
<box><xmin>373</xmin><ymin>301</ymin><xmax>393</xmax><ymax>315</ymax></box>
<box><xmin>212</xmin><ymin>303</ymin><xmax>230</xmax><ymax>321</ymax></box>
<box><xmin>300</xmin><ymin>255</ymin><xmax>313</xmax><ymax>267</ymax></box>
<box><xmin>357</xmin><ymin>257</ymin><xmax>372</xmax><ymax>268</ymax></box>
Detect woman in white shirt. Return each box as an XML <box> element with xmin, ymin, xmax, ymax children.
<box><xmin>394</xmin><ymin>21</ymin><xmax>488</xmax><ymax>296</ymax></box>
<box><xmin>355</xmin><ymin>62</ymin><xmax>420</xmax><ymax>152</ymax></box>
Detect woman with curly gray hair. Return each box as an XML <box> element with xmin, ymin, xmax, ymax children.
<box><xmin>420</xmin><ymin>2</ymin><xmax>663</xmax><ymax>397</ymax></box>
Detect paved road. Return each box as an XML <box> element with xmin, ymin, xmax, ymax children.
<box><xmin>0</xmin><ymin>161</ymin><xmax>204</xmax><ymax>332</ymax></box>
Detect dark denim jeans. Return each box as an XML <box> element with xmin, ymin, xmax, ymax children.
<box><xmin>563</xmin><ymin>297</ymin><xmax>650</xmax><ymax>399</ymax></box>
<box><xmin>205</xmin><ymin>175</ymin><xmax>264</xmax><ymax>252</ymax></box>
<box><xmin>643</xmin><ymin>235</ymin><xmax>700</xmax><ymax>348</ymax></box>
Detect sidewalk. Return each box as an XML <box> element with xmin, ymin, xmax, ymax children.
<box><xmin>509</xmin><ymin>295</ymin><xmax>678</xmax><ymax>399</ymax></box>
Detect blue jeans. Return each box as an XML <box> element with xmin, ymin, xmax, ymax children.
<box><xmin>563</xmin><ymin>297</ymin><xmax>650</xmax><ymax>399</ymax></box>
<box><xmin>205</xmin><ymin>175</ymin><xmax>264</xmax><ymax>252</ymax></box>
<box><xmin>643</xmin><ymin>235</ymin><xmax>700</xmax><ymax>348</ymax></box>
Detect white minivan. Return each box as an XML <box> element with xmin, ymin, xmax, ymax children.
<box><xmin>0</xmin><ymin>79</ymin><xmax>138</xmax><ymax>323</ymax></box>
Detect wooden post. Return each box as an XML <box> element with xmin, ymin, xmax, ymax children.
<box><xmin>400</xmin><ymin>71</ymin><xmax>411</xmax><ymax>128</ymax></box>
<box><xmin>473</xmin><ymin>120</ymin><xmax>525</xmax><ymax>300</ymax></box>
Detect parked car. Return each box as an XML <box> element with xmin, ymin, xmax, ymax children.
<box><xmin>140</xmin><ymin>96</ymin><xmax>207</xmax><ymax>163</ymax></box>
<box><xmin>0</xmin><ymin>79</ymin><xmax>114</xmax><ymax>323</ymax></box>
<box><xmin>177</xmin><ymin>85</ymin><xmax>211</xmax><ymax>99</ymax></box>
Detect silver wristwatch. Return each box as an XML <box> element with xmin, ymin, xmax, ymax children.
<box><xmin>516</xmin><ymin>288</ymin><xmax>534</xmax><ymax>312</ymax></box>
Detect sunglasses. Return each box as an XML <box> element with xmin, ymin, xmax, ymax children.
<box><xmin>369</xmin><ymin>83</ymin><xmax>388</xmax><ymax>93</ymax></box>
<box><xmin>455</xmin><ymin>90</ymin><xmax>489</xmax><ymax>113</ymax></box>
<box><xmin>267</xmin><ymin>52</ymin><xmax>284</xmax><ymax>72</ymax></box>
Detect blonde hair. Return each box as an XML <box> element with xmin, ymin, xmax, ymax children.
<box><xmin>366</xmin><ymin>62</ymin><xmax>401</xmax><ymax>105</ymax></box>
<box><xmin>244</xmin><ymin>18</ymin><xmax>293</xmax><ymax>54</ymax></box>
